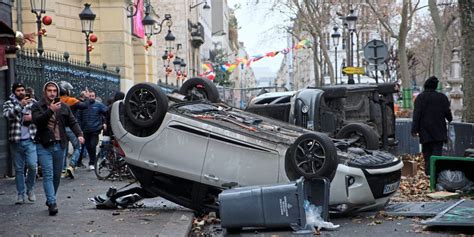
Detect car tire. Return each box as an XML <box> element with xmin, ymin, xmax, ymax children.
<box><xmin>179</xmin><ymin>77</ymin><xmax>220</xmax><ymax>103</ymax></box>
<box><xmin>336</xmin><ymin>123</ymin><xmax>379</xmax><ymax>150</ymax></box>
<box><xmin>287</xmin><ymin>133</ymin><xmax>338</xmax><ymax>181</ymax></box>
<box><xmin>124</xmin><ymin>82</ymin><xmax>168</xmax><ymax>128</ymax></box>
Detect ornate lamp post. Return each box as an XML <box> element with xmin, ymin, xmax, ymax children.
<box><xmin>161</xmin><ymin>50</ymin><xmax>171</xmax><ymax>85</ymax></box>
<box><xmin>331</xmin><ymin>26</ymin><xmax>341</xmax><ymax>84</ymax></box>
<box><xmin>141</xmin><ymin>13</ymin><xmax>173</xmax><ymax>39</ymax></box>
<box><xmin>79</xmin><ymin>3</ymin><xmax>96</xmax><ymax>66</ymax></box>
<box><xmin>346</xmin><ymin>9</ymin><xmax>357</xmax><ymax>84</ymax></box>
<box><xmin>141</xmin><ymin>3</ymin><xmax>175</xmax><ymax>85</ymax></box>
<box><xmin>30</xmin><ymin>0</ymin><xmax>46</xmax><ymax>55</ymax></box>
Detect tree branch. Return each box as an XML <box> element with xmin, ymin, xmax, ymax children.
<box><xmin>365</xmin><ymin>0</ymin><xmax>398</xmax><ymax>39</ymax></box>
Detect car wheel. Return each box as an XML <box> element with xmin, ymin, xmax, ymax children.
<box><xmin>336</xmin><ymin>123</ymin><xmax>379</xmax><ymax>150</ymax></box>
<box><xmin>287</xmin><ymin>133</ymin><xmax>338</xmax><ymax>181</ymax></box>
<box><xmin>179</xmin><ymin>77</ymin><xmax>220</xmax><ymax>103</ymax></box>
<box><xmin>124</xmin><ymin>83</ymin><xmax>168</xmax><ymax>128</ymax></box>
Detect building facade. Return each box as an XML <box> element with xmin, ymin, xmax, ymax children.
<box><xmin>11</xmin><ymin>0</ymin><xmax>235</xmax><ymax>91</ymax></box>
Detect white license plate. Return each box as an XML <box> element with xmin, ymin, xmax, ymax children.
<box><xmin>383</xmin><ymin>181</ymin><xmax>400</xmax><ymax>194</ymax></box>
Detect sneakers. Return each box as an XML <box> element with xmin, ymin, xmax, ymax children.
<box><xmin>89</xmin><ymin>165</ymin><xmax>95</xmax><ymax>171</ymax></box>
<box><xmin>27</xmin><ymin>191</ymin><xmax>36</xmax><ymax>202</ymax></box>
<box><xmin>15</xmin><ymin>195</ymin><xmax>25</xmax><ymax>205</ymax></box>
<box><xmin>48</xmin><ymin>202</ymin><xmax>58</xmax><ymax>216</ymax></box>
<box><xmin>66</xmin><ymin>166</ymin><xmax>75</xmax><ymax>179</ymax></box>
<box><xmin>61</xmin><ymin>170</ymin><xmax>68</xmax><ymax>178</ymax></box>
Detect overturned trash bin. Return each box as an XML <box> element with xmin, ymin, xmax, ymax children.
<box><xmin>219</xmin><ymin>177</ymin><xmax>329</xmax><ymax>230</ymax></box>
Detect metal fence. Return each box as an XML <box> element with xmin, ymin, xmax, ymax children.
<box><xmin>448</xmin><ymin>122</ymin><xmax>474</xmax><ymax>156</ymax></box>
<box><xmin>394</xmin><ymin>118</ymin><xmax>420</xmax><ymax>156</ymax></box>
<box><xmin>15</xmin><ymin>49</ymin><xmax>120</xmax><ymax>101</ymax></box>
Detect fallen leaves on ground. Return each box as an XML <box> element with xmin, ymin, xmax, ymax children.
<box><xmin>391</xmin><ymin>154</ymin><xmax>433</xmax><ymax>202</ymax></box>
<box><xmin>189</xmin><ymin>212</ymin><xmax>222</xmax><ymax>237</ymax></box>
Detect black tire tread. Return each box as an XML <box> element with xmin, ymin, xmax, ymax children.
<box><xmin>179</xmin><ymin>77</ymin><xmax>220</xmax><ymax>103</ymax></box>
<box><xmin>336</xmin><ymin>123</ymin><xmax>379</xmax><ymax>150</ymax></box>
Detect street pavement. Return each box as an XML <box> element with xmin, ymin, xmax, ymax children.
<box><xmin>0</xmin><ymin>167</ymin><xmax>194</xmax><ymax>236</ymax></box>
<box><xmin>200</xmin><ymin>211</ymin><xmax>474</xmax><ymax>237</ymax></box>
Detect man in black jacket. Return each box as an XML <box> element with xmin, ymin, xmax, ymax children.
<box><xmin>411</xmin><ymin>76</ymin><xmax>453</xmax><ymax>175</ymax></box>
<box><xmin>31</xmin><ymin>81</ymin><xmax>84</xmax><ymax>216</ymax></box>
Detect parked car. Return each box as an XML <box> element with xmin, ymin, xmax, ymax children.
<box><xmin>246</xmin><ymin>83</ymin><xmax>400</xmax><ymax>150</ymax></box>
<box><xmin>97</xmin><ymin>78</ymin><xmax>402</xmax><ymax>214</ymax></box>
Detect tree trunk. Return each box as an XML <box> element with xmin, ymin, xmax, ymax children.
<box><xmin>428</xmin><ymin>0</ymin><xmax>447</xmax><ymax>83</ymax></box>
<box><xmin>312</xmin><ymin>34</ymin><xmax>321</xmax><ymax>87</ymax></box>
<box><xmin>399</xmin><ymin>0</ymin><xmax>412</xmax><ymax>108</ymax></box>
<box><xmin>459</xmin><ymin>0</ymin><xmax>474</xmax><ymax>122</ymax></box>
<box><xmin>315</xmin><ymin>30</ymin><xmax>334</xmax><ymax>85</ymax></box>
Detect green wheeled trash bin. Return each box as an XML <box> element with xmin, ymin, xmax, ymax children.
<box><xmin>218</xmin><ymin>177</ymin><xmax>329</xmax><ymax>230</ymax></box>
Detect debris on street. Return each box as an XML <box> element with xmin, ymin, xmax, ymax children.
<box><xmin>426</xmin><ymin>191</ymin><xmax>461</xmax><ymax>199</ymax></box>
<box><xmin>392</xmin><ymin>154</ymin><xmax>432</xmax><ymax>202</ymax></box>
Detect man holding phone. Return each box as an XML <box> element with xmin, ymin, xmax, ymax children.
<box><xmin>2</xmin><ymin>82</ymin><xmax>38</xmax><ymax>205</ymax></box>
<box><xmin>31</xmin><ymin>81</ymin><xmax>84</xmax><ymax>216</ymax></box>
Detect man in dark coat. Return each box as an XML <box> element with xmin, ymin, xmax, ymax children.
<box><xmin>411</xmin><ymin>76</ymin><xmax>453</xmax><ymax>175</ymax></box>
<box><xmin>31</xmin><ymin>81</ymin><xmax>84</xmax><ymax>216</ymax></box>
<box><xmin>77</xmin><ymin>90</ymin><xmax>108</xmax><ymax>171</ymax></box>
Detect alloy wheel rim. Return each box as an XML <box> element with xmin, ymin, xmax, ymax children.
<box><xmin>294</xmin><ymin>138</ymin><xmax>326</xmax><ymax>174</ymax></box>
<box><xmin>128</xmin><ymin>88</ymin><xmax>158</xmax><ymax>122</ymax></box>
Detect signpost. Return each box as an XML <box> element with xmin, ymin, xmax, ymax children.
<box><xmin>363</xmin><ymin>39</ymin><xmax>388</xmax><ymax>83</ymax></box>
<box><xmin>342</xmin><ymin>67</ymin><xmax>365</xmax><ymax>75</ymax></box>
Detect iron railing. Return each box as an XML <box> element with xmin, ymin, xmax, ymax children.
<box><xmin>15</xmin><ymin>49</ymin><xmax>120</xmax><ymax>101</ymax></box>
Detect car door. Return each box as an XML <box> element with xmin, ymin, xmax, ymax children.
<box><xmin>201</xmin><ymin>132</ymin><xmax>279</xmax><ymax>188</ymax></box>
<box><xmin>139</xmin><ymin>119</ymin><xmax>209</xmax><ymax>183</ymax></box>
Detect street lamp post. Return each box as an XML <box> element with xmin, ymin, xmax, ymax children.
<box><xmin>141</xmin><ymin>2</ymin><xmax>175</xmax><ymax>85</ymax></box>
<box><xmin>79</xmin><ymin>3</ymin><xmax>96</xmax><ymax>66</ymax></box>
<box><xmin>346</xmin><ymin>9</ymin><xmax>357</xmax><ymax>84</ymax></box>
<box><xmin>162</xmin><ymin>51</ymin><xmax>170</xmax><ymax>85</ymax></box>
<box><xmin>163</xmin><ymin>31</ymin><xmax>176</xmax><ymax>85</ymax></box>
<box><xmin>331</xmin><ymin>26</ymin><xmax>341</xmax><ymax>84</ymax></box>
<box><xmin>30</xmin><ymin>0</ymin><xmax>46</xmax><ymax>55</ymax></box>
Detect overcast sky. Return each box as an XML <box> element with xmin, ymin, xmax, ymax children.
<box><xmin>227</xmin><ymin>0</ymin><xmax>432</xmax><ymax>80</ymax></box>
<box><xmin>227</xmin><ymin>0</ymin><xmax>288</xmax><ymax>79</ymax></box>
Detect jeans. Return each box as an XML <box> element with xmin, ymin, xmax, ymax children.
<box><xmin>84</xmin><ymin>132</ymin><xmax>100</xmax><ymax>166</ymax></box>
<box><xmin>77</xmin><ymin>144</ymin><xmax>89</xmax><ymax>166</ymax></box>
<box><xmin>64</xmin><ymin>127</ymin><xmax>81</xmax><ymax>168</ymax></box>
<box><xmin>11</xmin><ymin>139</ymin><xmax>37</xmax><ymax>196</ymax></box>
<box><xmin>37</xmin><ymin>143</ymin><xmax>64</xmax><ymax>204</ymax></box>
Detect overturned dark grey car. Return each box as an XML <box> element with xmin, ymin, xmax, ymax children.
<box><xmin>246</xmin><ymin>83</ymin><xmax>399</xmax><ymax>150</ymax></box>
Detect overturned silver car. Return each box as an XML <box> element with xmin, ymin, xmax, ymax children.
<box><xmin>97</xmin><ymin>77</ymin><xmax>402</xmax><ymax>214</ymax></box>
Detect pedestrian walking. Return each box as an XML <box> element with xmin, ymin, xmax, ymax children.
<box><xmin>59</xmin><ymin>81</ymin><xmax>87</xmax><ymax>178</ymax></box>
<box><xmin>78</xmin><ymin>90</ymin><xmax>108</xmax><ymax>171</ymax></box>
<box><xmin>76</xmin><ymin>90</ymin><xmax>90</xmax><ymax>167</ymax></box>
<box><xmin>31</xmin><ymin>81</ymin><xmax>84</xmax><ymax>216</ymax></box>
<box><xmin>411</xmin><ymin>76</ymin><xmax>453</xmax><ymax>176</ymax></box>
<box><xmin>2</xmin><ymin>82</ymin><xmax>38</xmax><ymax>204</ymax></box>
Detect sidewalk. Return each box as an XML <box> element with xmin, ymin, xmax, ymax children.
<box><xmin>0</xmin><ymin>167</ymin><xmax>193</xmax><ymax>236</ymax></box>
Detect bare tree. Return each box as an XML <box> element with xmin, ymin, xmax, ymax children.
<box><xmin>459</xmin><ymin>0</ymin><xmax>474</xmax><ymax>122</ymax></box>
<box><xmin>365</xmin><ymin>0</ymin><xmax>421</xmax><ymax>109</ymax></box>
<box><xmin>428</xmin><ymin>0</ymin><xmax>458</xmax><ymax>83</ymax></box>
<box><xmin>407</xmin><ymin>10</ymin><xmax>461</xmax><ymax>87</ymax></box>
<box><xmin>269</xmin><ymin>0</ymin><xmax>336</xmax><ymax>86</ymax></box>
